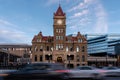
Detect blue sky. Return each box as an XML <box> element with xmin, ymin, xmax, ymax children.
<box><xmin>0</xmin><ymin>0</ymin><xmax>120</xmax><ymax>44</ymax></box>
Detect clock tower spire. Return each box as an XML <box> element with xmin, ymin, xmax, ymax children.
<box><xmin>54</xmin><ymin>5</ymin><xmax>65</xmax><ymax>16</ymax></box>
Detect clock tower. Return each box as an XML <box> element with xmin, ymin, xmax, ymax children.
<box><xmin>53</xmin><ymin>5</ymin><xmax>66</xmax><ymax>51</ymax></box>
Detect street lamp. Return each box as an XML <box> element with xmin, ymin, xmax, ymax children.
<box><xmin>68</xmin><ymin>54</ymin><xmax>71</xmax><ymax>69</ymax></box>
<box><xmin>28</xmin><ymin>51</ymin><xmax>32</xmax><ymax>64</ymax></box>
<box><xmin>48</xmin><ymin>53</ymin><xmax>51</xmax><ymax>63</ymax></box>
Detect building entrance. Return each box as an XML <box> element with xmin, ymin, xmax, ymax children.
<box><xmin>57</xmin><ymin>57</ymin><xmax>63</xmax><ymax>63</ymax></box>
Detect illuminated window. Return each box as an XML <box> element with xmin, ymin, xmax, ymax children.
<box><xmin>35</xmin><ymin>46</ymin><xmax>38</xmax><ymax>52</ymax></box>
<box><xmin>56</xmin><ymin>44</ymin><xmax>58</xmax><ymax>50</ymax></box>
<box><xmin>40</xmin><ymin>46</ymin><xmax>43</xmax><ymax>51</ymax></box>
<box><xmin>66</xmin><ymin>46</ymin><xmax>68</xmax><ymax>52</ymax></box>
<box><xmin>76</xmin><ymin>46</ymin><xmax>80</xmax><ymax>52</ymax></box>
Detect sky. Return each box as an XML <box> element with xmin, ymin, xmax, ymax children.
<box><xmin>0</xmin><ymin>0</ymin><xmax>120</xmax><ymax>44</ymax></box>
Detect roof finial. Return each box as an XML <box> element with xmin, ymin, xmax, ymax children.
<box><xmin>59</xmin><ymin>0</ymin><xmax>60</xmax><ymax>7</ymax></box>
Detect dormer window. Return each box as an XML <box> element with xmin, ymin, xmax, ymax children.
<box><xmin>78</xmin><ymin>38</ymin><xmax>82</xmax><ymax>43</ymax></box>
<box><xmin>37</xmin><ymin>39</ymin><xmax>41</xmax><ymax>42</ymax></box>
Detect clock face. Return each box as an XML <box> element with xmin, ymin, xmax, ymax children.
<box><xmin>57</xmin><ymin>19</ymin><xmax>62</xmax><ymax>25</ymax></box>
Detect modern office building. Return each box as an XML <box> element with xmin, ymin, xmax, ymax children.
<box><xmin>31</xmin><ymin>5</ymin><xmax>87</xmax><ymax>68</ymax></box>
<box><xmin>87</xmin><ymin>35</ymin><xmax>120</xmax><ymax>66</ymax></box>
<box><xmin>0</xmin><ymin>44</ymin><xmax>31</xmax><ymax>66</ymax></box>
<box><xmin>87</xmin><ymin>35</ymin><xmax>108</xmax><ymax>56</ymax></box>
<box><xmin>108</xmin><ymin>39</ymin><xmax>120</xmax><ymax>65</ymax></box>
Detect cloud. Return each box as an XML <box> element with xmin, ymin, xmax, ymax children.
<box><xmin>0</xmin><ymin>19</ymin><xmax>31</xmax><ymax>44</ymax></box>
<box><xmin>0</xmin><ymin>19</ymin><xmax>16</xmax><ymax>27</ymax></box>
<box><xmin>67</xmin><ymin>0</ymin><xmax>108</xmax><ymax>34</ymax></box>
<box><xmin>79</xmin><ymin>17</ymin><xmax>91</xmax><ymax>26</ymax></box>
<box><xmin>84</xmin><ymin>0</ymin><xmax>95</xmax><ymax>4</ymax></box>
<box><xmin>0</xmin><ymin>29</ymin><xmax>31</xmax><ymax>43</ymax></box>
<box><xmin>70</xmin><ymin>9</ymin><xmax>89</xmax><ymax>18</ymax></box>
<box><xmin>94</xmin><ymin>4</ymin><xmax>108</xmax><ymax>33</ymax></box>
<box><xmin>68</xmin><ymin>2</ymin><xmax>85</xmax><ymax>12</ymax></box>
<box><xmin>68</xmin><ymin>0</ymin><xmax>96</xmax><ymax>12</ymax></box>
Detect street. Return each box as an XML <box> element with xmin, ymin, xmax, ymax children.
<box><xmin>105</xmin><ymin>77</ymin><xmax>120</xmax><ymax>80</ymax></box>
<box><xmin>0</xmin><ymin>77</ymin><xmax>120</xmax><ymax>80</ymax></box>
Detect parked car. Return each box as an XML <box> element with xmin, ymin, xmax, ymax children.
<box><xmin>3</xmin><ymin>62</ymin><xmax>70</xmax><ymax>80</ymax></box>
<box><xmin>102</xmin><ymin>66</ymin><xmax>120</xmax><ymax>77</ymax></box>
<box><xmin>69</xmin><ymin>66</ymin><xmax>105</xmax><ymax>80</ymax></box>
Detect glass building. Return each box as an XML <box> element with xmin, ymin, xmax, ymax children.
<box><xmin>87</xmin><ymin>35</ymin><xmax>108</xmax><ymax>56</ymax></box>
<box><xmin>87</xmin><ymin>35</ymin><xmax>120</xmax><ymax>66</ymax></box>
<box><xmin>87</xmin><ymin>35</ymin><xmax>120</xmax><ymax>56</ymax></box>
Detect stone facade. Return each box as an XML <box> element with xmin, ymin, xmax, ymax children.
<box><xmin>31</xmin><ymin>5</ymin><xmax>87</xmax><ymax>68</ymax></box>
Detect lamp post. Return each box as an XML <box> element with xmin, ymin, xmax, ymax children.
<box><xmin>68</xmin><ymin>54</ymin><xmax>71</xmax><ymax>69</ymax></box>
<box><xmin>30</xmin><ymin>51</ymin><xmax>32</xmax><ymax>63</ymax></box>
<box><xmin>48</xmin><ymin>53</ymin><xmax>51</xmax><ymax>63</ymax></box>
<box><xmin>28</xmin><ymin>51</ymin><xmax>32</xmax><ymax>64</ymax></box>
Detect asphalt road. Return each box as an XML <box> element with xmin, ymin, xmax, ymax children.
<box><xmin>105</xmin><ymin>77</ymin><xmax>120</xmax><ymax>80</ymax></box>
<box><xmin>0</xmin><ymin>77</ymin><xmax>120</xmax><ymax>80</ymax></box>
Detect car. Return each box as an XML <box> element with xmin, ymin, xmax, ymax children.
<box><xmin>102</xmin><ymin>66</ymin><xmax>120</xmax><ymax>77</ymax></box>
<box><xmin>69</xmin><ymin>66</ymin><xmax>105</xmax><ymax>80</ymax></box>
<box><xmin>3</xmin><ymin>62</ymin><xmax>70</xmax><ymax>80</ymax></box>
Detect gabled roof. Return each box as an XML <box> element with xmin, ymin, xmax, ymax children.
<box><xmin>66</xmin><ymin>36</ymin><xmax>77</xmax><ymax>41</ymax></box>
<box><xmin>32</xmin><ymin>35</ymin><xmax>37</xmax><ymax>42</ymax></box>
<box><xmin>54</xmin><ymin>5</ymin><xmax>65</xmax><ymax>16</ymax></box>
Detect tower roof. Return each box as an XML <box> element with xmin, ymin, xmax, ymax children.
<box><xmin>54</xmin><ymin>5</ymin><xmax>65</xmax><ymax>16</ymax></box>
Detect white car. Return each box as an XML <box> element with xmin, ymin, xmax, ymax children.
<box><xmin>102</xmin><ymin>66</ymin><xmax>120</xmax><ymax>77</ymax></box>
<box><xmin>68</xmin><ymin>66</ymin><xmax>105</xmax><ymax>80</ymax></box>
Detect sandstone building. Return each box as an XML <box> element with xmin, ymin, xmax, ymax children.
<box><xmin>32</xmin><ymin>5</ymin><xmax>87</xmax><ymax>68</ymax></box>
